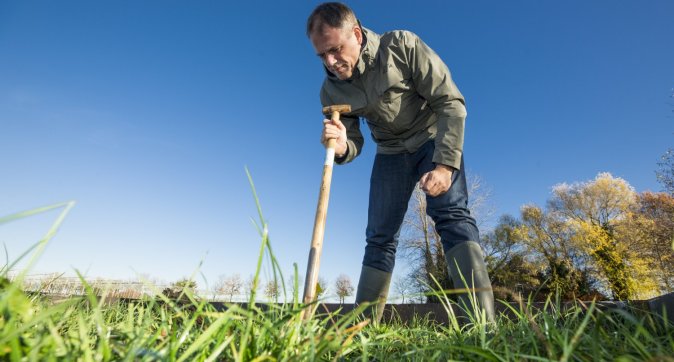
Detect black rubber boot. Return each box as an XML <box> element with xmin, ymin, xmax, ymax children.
<box><xmin>355</xmin><ymin>265</ymin><xmax>392</xmax><ymax>324</ymax></box>
<box><xmin>445</xmin><ymin>241</ymin><xmax>496</xmax><ymax>323</ymax></box>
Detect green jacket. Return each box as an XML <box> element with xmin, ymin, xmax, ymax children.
<box><xmin>320</xmin><ymin>27</ymin><xmax>467</xmax><ymax>170</ymax></box>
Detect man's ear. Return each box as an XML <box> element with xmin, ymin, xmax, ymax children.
<box><xmin>354</xmin><ymin>25</ymin><xmax>363</xmax><ymax>45</ymax></box>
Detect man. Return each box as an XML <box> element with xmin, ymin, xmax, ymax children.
<box><xmin>307</xmin><ymin>2</ymin><xmax>495</xmax><ymax>323</ymax></box>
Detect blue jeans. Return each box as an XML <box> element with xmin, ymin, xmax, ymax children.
<box><xmin>362</xmin><ymin>141</ymin><xmax>480</xmax><ymax>273</ymax></box>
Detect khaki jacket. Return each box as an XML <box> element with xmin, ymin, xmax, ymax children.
<box><xmin>320</xmin><ymin>27</ymin><xmax>467</xmax><ymax>170</ymax></box>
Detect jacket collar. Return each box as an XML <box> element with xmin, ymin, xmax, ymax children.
<box><xmin>354</xmin><ymin>26</ymin><xmax>379</xmax><ymax>78</ymax></box>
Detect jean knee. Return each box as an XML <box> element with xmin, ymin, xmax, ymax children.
<box><xmin>362</xmin><ymin>232</ymin><xmax>398</xmax><ymax>273</ymax></box>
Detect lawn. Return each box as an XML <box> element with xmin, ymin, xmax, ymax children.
<box><xmin>1</xmin><ymin>181</ymin><xmax>673</xmax><ymax>361</ymax></box>
<box><xmin>1</xmin><ymin>280</ymin><xmax>673</xmax><ymax>361</ymax></box>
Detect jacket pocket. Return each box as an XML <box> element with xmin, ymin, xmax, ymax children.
<box><xmin>373</xmin><ymin>68</ymin><xmax>408</xmax><ymax>131</ymax></box>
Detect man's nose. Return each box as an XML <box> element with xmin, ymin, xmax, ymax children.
<box><xmin>325</xmin><ymin>53</ymin><xmax>338</xmax><ymax>67</ymax></box>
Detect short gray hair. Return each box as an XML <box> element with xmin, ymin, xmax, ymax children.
<box><xmin>306</xmin><ymin>2</ymin><xmax>358</xmax><ymax>37</ymax></box>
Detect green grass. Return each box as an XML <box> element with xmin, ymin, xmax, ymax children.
<box><xmin>1</xmin><ymin>285</ymin><xmax>673</xmax><ymax>361</ymax></box>
<box><xmin>1</xmin><ymin>174</ymin><xmax>673</xmax><ymax>361</ymax></box>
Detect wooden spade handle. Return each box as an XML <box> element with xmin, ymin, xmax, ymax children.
<box><xmin>301</xmin><ymin>110</ymin><xmax>341</xmax><ymax>320</ymax></box>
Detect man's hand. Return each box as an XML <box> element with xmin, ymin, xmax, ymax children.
<box><xmin>321</xmin><ymin>118</ymin><xmax>348</xmax><ymax>157</ymax></box>
<box><xmin>419</xmin><ymin>164</ymin><xmax>454</xmax><ymax>197</ymax></box>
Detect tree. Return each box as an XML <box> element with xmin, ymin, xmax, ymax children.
<box><xmin>287</xmin><ymin>275</ymin><xmax>303</xmax><ymax>302</ymax></box>
<box><xmin>515</xmin><ymin>205</ymin><xmax>593</xmax><ymax>300</ymax></box>
<box><xmin>316</xmin><ymin>276</ymin><xmax>329</xmax><ymax>300</ymax></box>
<box><xmin>656</xmin><ymin>89</ymin><xmax>674</xmax><ymax>195</ymax></box>
<box><xmin>215</xmin><ymin>274</ymin><xmax>243</xmax><ymax>302</ymax></box>
<box><xmin>399</xmin><ymin>185</ymin><xmax>451</xmax><ymax>303</ymax></box>
<box><xmin>244</xmin><ymin>274</ymin><xmax>258</xmax><ymax>300</ymax></box>
<box><xmin>334</xmin><ymin>274</ymin><xmax>354</xmax><ymax>304</ymax></box>
<box><xmin>399</xmin><ymin>175</ymin><xmax>494</xmax><ymax>303</ymax></box>
<box><xmin>393</xmin><ymin>275</ymin><xmax>412</xmax><ymax>303</ymax></box>
<box><xmin>549</xmin><ymin>173</ymin><xmax>636</xmax><ymax>227</ymax></box>
<box><xmin>656</xmin><ymin>148</ymin><xmax>674</xmax><ymax>196</ymax></box>
<box><xmin>549</xmin><ymin>172</ymin><xmax>656</xmax><ymax>300</ymax></box>
<box><xmin>264</xmin><ymin>279</ymin><xmax>280</xmax><ymax>302</ymax></box>
<box><xmin>619</xmin><ymin>192</ymin><xmax>674</xmax><ymax>295</ymax></box>
<box><xmin>466</xmin><ymin>173</ymin><xmax>497</xmax><ymax>229</ymax></box>
<box><xmin>163</xmin><ymin>278</ymin><xmax>197</xmax><ymax>301</ymax></box>
<box><xmin>482</xmin><ymin>215</ymin><xmax>540</xmax><ymax>300</ymax></box>
<box><xmin>173</xmin><ymin>278</ymin><xmax>197</xmax><ymax>293</ymax></box>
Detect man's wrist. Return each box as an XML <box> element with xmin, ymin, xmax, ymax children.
<box><xmin>336</xmin><ymin>144</ymin><xmax>348</xmax><ymax>159</ymax></box>
<box><xmin>435</xmin><ymin>164</ymin><xmax>455</xmax><ymax>173</ymax></box>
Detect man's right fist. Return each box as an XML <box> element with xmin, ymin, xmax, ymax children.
<box><xmin>321</xmin><ymin>118</ymin><xmax>348</xmax><ymax>157</ymax></box>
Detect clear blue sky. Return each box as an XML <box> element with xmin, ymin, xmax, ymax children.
<box><xmin>1</xmin><ymin>1</ymin><xmax>672</xmax><ymax>299</ymax></box>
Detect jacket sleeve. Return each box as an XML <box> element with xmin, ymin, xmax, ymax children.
<box><xmin>403</xmin><ymin>32</ymin><xmax>467</xmax><ymax>170</ymax></box>
<box><xmin>320</xmin><ymin>87</ymin><xmax>364</xmax><ymax>165</ymax></box>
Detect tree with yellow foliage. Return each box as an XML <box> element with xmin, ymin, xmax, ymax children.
<box><xmin>514</xmin><ymin>205</ymin><xmax>592</xmax><ymax>299</ymax></box>
<box><xmin>619</xmin><ymin>192</ymin><xmax>674</xmax><ymax>295</ymax></box>
<box><xmin>549</xmin><ymin>172</ymin><xmax>657</xmax><ymax>300</ymax></box>
<box><xmin>483</xmin><ymin>215</ymin><xmax>540</xmax><ymax>301</ymax></box>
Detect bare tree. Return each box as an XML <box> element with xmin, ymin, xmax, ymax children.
<box><xmin>264</xmin><ymin>279</ymin><xmax>280</xmax><ymax>302</ymax></box>
<box><xmin>213</xmin><ymin>275</ymin><xmax>226</xmax><ymax>301</ymax></box>
<box><xmin>399</xmin><ymin>173</ymin><xmax>495</xmax><ymax>303</ymax></box>
<box><xmin>215</xmin><ymin>274</ymin><xmax>243</xmax><ymax>302</ymax></box>
<box><xmin>398</xmin><ymin>184</ymin><xmax>451</xmax><ymax>303</ymax></box>
<box><xmin>334</xmin><ymin>274</ymin><xmax>354</xmax><ymax>304</ymax></box>
<box><xmin>466</xmin><ymin>173</ymin><xmax>496</xmax><ymax>229</ymax></box>
<box><xmin>656</xmin><ymin>148</ymin><xmax>674</xmax><ymax>196</ymax></box>
<box><xmin>244</xmin><ymin>274</ymin><xmax>258</xmax><ymax>300</ymax></box>
<box><xmin>393</xmin><ymin>274</ymin><xmax>411</xmax><ymax>303</ymax></box>
<box><xmin>287</xmin><ymin>275</ymin><xmax>304</xmax><ymax>302</ymax></box>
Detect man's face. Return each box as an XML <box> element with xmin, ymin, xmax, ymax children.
<box><xmin>310</xmin><ymin>24</ymin><xmax>363</xmax><ymax>80</ymax></box>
